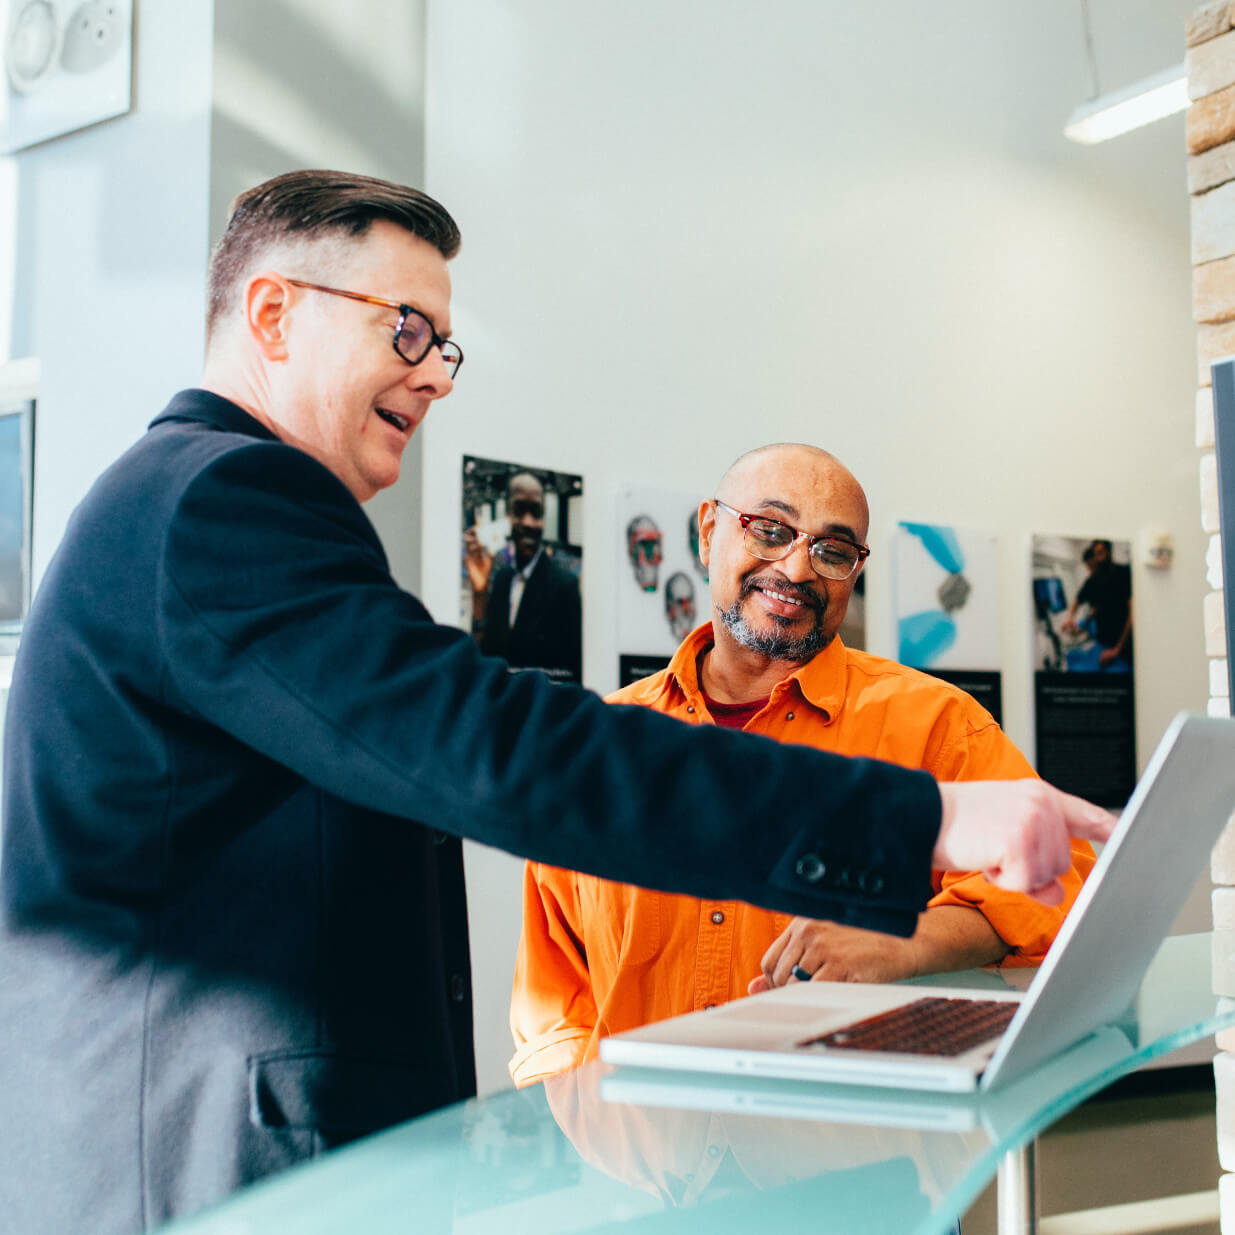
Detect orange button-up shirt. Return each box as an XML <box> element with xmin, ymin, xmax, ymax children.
<box><xmin>509</xmin><ymin>625</ymin><xmax>1095</xmax><ymax>1087</ymax></box>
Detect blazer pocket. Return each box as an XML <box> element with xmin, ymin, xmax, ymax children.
<box><xmin>249</xmin><ymin>1050</ymin><xmax>453</xmax><ymax>1139</ymax></box>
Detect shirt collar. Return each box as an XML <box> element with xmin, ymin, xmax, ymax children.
<box><xmin>148</xmin><ymin>389</ymin><xmax>281</xmax><ymax>442</ymax></box>
<box><xmin>660</xmin><ymin>622</ymin><xmax>848</xmax><ymax>720</ymax></box>
<box><xmin>789</xmin><ymin>633</ymin><xmax>848</xmax><ymax>719</ymax></box>
<box><xmin>516</xmin><ymin>546</ymin><xmax>544</xmax><ymax>581</ymax></box>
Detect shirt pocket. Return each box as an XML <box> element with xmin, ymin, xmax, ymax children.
<box><xmin>577</xmin><ymin>880</ymin><xmax>662</xmax><ymax>965</ymax></box>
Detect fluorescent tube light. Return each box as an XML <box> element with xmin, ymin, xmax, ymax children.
<box><xmin>1064</xmin><ymin>63</ymin><xmax>1188</xmax><ymax>144</ymax></box>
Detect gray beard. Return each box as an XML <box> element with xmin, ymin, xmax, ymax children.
<box><xmin>714</xmin><ymin>596</ymin><xmax>830</xmax><ymax>663</ymax></box>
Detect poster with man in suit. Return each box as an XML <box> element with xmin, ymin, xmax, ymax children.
<box><xmin>462</xmin><ymin>455</ymin><xmax>583</xmax><ymax>684</ymax></box>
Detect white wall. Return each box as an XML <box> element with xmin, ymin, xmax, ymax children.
<box><xmin>210</xmin><ymin>0</ymin><xmax>430</xmax><ymax>589</ymax></box>
<box><xmin>424</xmin><ymin>0</ymin><xmax>1208</xmax><ymax>1093</ymax></box>
<box><xmin>13</xmin><ymin>0</ymin><xmax>430</xmax><ymax>590</ymax></box>
<box><xmin>11</xmin><ymin>1</ymin><xmax>216</xmax><ymax>581</ymax></box>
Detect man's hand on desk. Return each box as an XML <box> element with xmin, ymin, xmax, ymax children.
<box><xmin>748</xmin><ymin>918</ymin><xmax>916</xmax><ymax>994</ymax></box>
<box><xmin>935</xmin><ymin>780</ymin><xmax>1114</xmax><ymax>905</ymax></box>
<box><xmin>748</xmin><ymin>906</ymin><xmax>1008</xmax><ymax>994</ymax></box>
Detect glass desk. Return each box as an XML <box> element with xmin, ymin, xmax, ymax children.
<box><xmin>157</xmin><ymin>933</ymin><xmax>1234</xmax><ymax>1235</ymax></box>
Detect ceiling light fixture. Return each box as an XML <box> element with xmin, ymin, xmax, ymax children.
<box><xmin>1064</xmin><ymin>64</ymin><xmax>1189</xmax><ymax>144</ymax></box>
<box><xmin>1063</xmin><ymin>0</ymin><xmax>1188</xmax><ymax>144</ymax></box>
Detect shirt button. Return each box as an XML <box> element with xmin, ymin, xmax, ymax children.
<box><xmin>710</xmin><ymin>910</ymin><xmax>725</xmax><ymax>925</ymax></box>
<box><xmin>687</xmin><ymin>705</ymin><xmax>695</xmax><ymax>714</ymax></box>
<box><xmin>708</xmin><ymin>1145</ymin><xmax>722</xmax><ymax>1158</ymax></box>
<box><xmin>704</xmin><ymin>1002</ymin><xmax>717</xmax><ymax>1010</ymax></box>
<box><xmin>786</xmin><ymin>711</ymin><xmax>795</xmax><ymax>721</ymax></box>
<box><xmin>449</xmin><ymin>974</ymin><xmax>466</xmax><ymax>1002</ymax></box>
<box><xmin>795</xmin><ymin>853</ymin><xmax>826</xmax><ymax>883</ymax></box>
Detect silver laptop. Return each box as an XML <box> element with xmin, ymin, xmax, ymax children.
<box><xmin>599</xmin><ymin>713</ymin><xmax>1235</xmax><ymax>1093</ymax></box>
<box><xmin>600</xmin><ymin>1023</ymin><xmax>1135</xmax><ymax>1133</ymax></box>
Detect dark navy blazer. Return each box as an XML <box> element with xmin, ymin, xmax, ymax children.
<box><xmin>0</xmin><ymin>390</ymin><xmax>939</xmax><ymax>1233</ymax></box>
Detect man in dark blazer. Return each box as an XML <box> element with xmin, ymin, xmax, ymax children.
<box><xmin>0</xmin><ymin>170</ymin><xmax>1110</xmax><ymax>1234</ymax></box>
<box><xmin>470</xmin><ymin>471</ymin><xmax>582</xmax><ymax>683</ymax></box>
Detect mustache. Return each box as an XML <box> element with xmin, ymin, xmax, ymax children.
<box><xmin>741</xmin><ymin>573</ymin><xmax>824</xmax><ymax>612</ymax></box>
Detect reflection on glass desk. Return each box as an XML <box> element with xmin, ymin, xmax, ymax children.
<box><xmin>156</xmin><ymin>934</ymin><xmax>1233</xmax><ymax>1235</ymax></box>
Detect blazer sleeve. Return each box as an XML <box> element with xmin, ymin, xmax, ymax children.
<box><xmin>509</xmin><ymin>862</ymin><xmax>597</xmax><ymax>1087</ymax></box>
<box><xmin>156</xmin><ymin>443</ymin><xmax>941</xmax><ymax>933</ymax></box>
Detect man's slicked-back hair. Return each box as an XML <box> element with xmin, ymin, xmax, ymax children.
<box><xmin>206</xmin><ymin>168</ymin><xmax>461</xmax><ymax>339</ymax></box>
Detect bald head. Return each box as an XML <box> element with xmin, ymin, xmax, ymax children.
<box><xmin>508</xmin><ymin>472</ymin><xmax>544</xmax><ymax>501</ymax></box>
<box><xmin>715</xmin><ymin>444</ymin><xmax>869</xmax><ymax>545</ymax></box>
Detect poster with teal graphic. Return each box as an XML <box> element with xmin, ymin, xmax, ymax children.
<box><xmin>892</xmin><ymin>522</ymin><xmax>1002</xmax><ymax>722</ymax></box>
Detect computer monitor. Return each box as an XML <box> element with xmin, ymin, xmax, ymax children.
<box><xmin>1033</xmin><ymin>576</ymin><xmax>1066</xmax><ymax>615</ymax></box>
<box><xmin>1211</xmin><ymin>357</ymin><xmax>1235</xmax><ymax>701</ymax></box>
<box><xmin>0</xmin><ymin>395</ymin><xmax>35</xmax><ymax>637</ymax></box>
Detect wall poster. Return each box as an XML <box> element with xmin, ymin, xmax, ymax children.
<box><xmin>892</xmin><ymin>521</ymin><xmax>1003</xmax><ymax>723</ymax></box>
<box><xmin>1031</xmin><ymin>534</ymin><xmax>1135</xmax><ymax>808</ymax></box>
<box><xmin>615</xmin><ymin>487</ymin><xmax>703</xmax><ymax>688</ymax></box>
<box><xmin>460</xmin><ymin>455</ymin><xmax>583</xmax><ymax>685</ymax></box>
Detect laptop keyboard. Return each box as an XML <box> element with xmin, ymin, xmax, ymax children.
<box><xmin>798</xmin><ymin>996</ymin><xmax>1019</xmax><ymax>1057</ymax></box>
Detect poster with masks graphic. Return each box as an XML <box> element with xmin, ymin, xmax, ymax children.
<box><xmin>1031</xmin><ymin>534</ymin><xmax>1135</xmax><ymax>807</ymax></box>
<box><xmin>615</xmin><ymin>487</ymin><xmax>866</xmax><ymax>689</ymax></box>
<box><xmin>615</xmin><ymin>487</ymin><xmax>704</xmax><ymax>688</ymax></box>
<box><xmin>891</xmin><ymin>522</ymin><xmax>1003</xmax><ymax>723</ymax></box>
<box><xmin>460</xmin><ymin>455</ymin><xmax>583</xmax><ymax>685</ymax></box>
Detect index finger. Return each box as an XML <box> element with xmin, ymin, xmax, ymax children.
<box><xmin>1020</xmin><ymin>876</ymin><xmax>1066</xmax><ymax>906</ymax></box>
<box><xmin>760</xmin><ymin>928</ymin><xmax>791</xmax><ymax>984</ymax></box>
<box><xmin>1055</xmin><ymin>791</ymin><xmax>1117</xmax><ymax>842</ymax></box>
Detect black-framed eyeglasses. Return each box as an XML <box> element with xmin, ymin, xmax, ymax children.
<box><xmin>714</xmin><ymin>499</ymin><xmax>870</xmax><ymax>581</ymax></box>
<box><xmin>286</xmin><ymin>279</ymin><xmax>463</xmax><ymax>378</ymax></box>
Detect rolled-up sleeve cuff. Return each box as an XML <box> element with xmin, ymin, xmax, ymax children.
<box><xmin>509</xmin><ymin>1029</ymin><xmax>593</xmax><ymax>1088</ymax></box>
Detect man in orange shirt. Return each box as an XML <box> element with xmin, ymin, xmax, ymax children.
<box><xmin>509</xmin><ymin>443</ymin><xmax>1095</xmax><ymax>1086</ymax></box>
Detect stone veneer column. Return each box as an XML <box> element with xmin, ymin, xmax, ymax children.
<box><xmin>1188</xmin><ymin>5</ymin><xmax>1235</xmax><ymax>1228</ymax></box>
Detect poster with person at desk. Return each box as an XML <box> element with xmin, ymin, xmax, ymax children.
<box><xmin>1031</xmin><ymin>534</ymin><xmax>1135</xmax><ymax>808</ymax></box>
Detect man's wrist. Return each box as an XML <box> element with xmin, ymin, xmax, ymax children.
<box><xmin>902</xmin><ymin>930</ymin><xmax>926</xmax><ymax>980</ymax></box>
